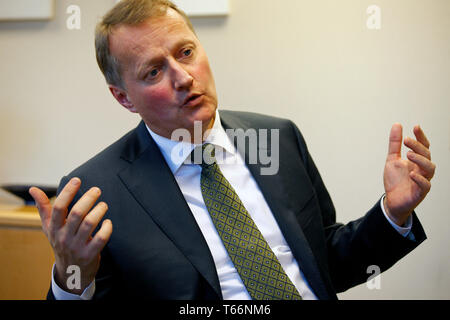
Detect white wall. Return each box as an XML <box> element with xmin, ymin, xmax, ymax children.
<box><xmin>0</xmin><ymin>0</ymin><xmax>448</xmax><ymax>299</ymax></box>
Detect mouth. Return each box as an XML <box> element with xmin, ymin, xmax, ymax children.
<box><xmin>182</xmin><ymin>93</ymin><xmax>204</xmax><ymax>107</ymax></box>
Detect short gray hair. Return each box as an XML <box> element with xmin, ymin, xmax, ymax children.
<box><xmin>95</xmin><ymin>0</ymin><xmax>195</xmax><ymax>88</ymax></box>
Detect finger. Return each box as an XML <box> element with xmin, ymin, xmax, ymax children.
<box><xmin>29</xmin><ymin>187</ymin><xmax>52</xmax><ymax>235</ymax></box>
<box><xmin>50</xmin><ymin>177</ymin><xmax>82</xmax><ymax>231</ymax></box>
<box><xmin>407</xmin><ymin>151</ymin><xmax>436</xmax><ymax>180</ymax></box>
<box><xmin>410</xmin><ymin>171</ymin><xmax>431</xmax><ymax>196</ymax></box>
<box><xmin>74</xmin><ymin>201</ymin><xmax>109</xmax><ymax>245</ymax></box>
<box><xmin>387</xmin><ymin>123</ymin><xmax>403</xmax><ymax>161</ymax></box>
<box><xmin>65</xmin><ymin>187</ymin><xmax>102</xmax><ymax>237</ymax></box>
<box><xmin>86</xmin><ymin>219</ymin><xmax>113</xmax><ymax>257</ymax></box>
<box><xmin>404</xmin><ymin>136</ymin><xmax>431</xmax><ymax>160</ymax></box>
<box><xmin>413</xmin><ymin>125</ymin><xmax>430</xmax><ymax>149</ymax></box>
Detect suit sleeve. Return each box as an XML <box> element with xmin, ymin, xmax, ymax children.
<box><xmin>289</xmin><ymin>121</ymin><xmax>427</xmax><ymax>293</ymax></box>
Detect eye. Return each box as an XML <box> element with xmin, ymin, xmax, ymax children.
<box><xmin>149</xmin><ymin>69</ymin><xmax>159</xmax><ymax>77</ymax></box>
<box><xmin>181</xmin><ymin>48</ymin><xmax>193</xmax><ymax>58</ymax></box>
<box><xmin>145</xmin><ymin>67</ymin><xmax>160</xmax><ymax>80</ymax></box>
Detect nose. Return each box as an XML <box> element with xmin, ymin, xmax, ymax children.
<box><xmin>170</xmin><ymin>59</ymin><xmax>193</xmax><ymax>90</ymax></box>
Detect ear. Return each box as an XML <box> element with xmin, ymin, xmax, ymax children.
<box><xmin>109</xmin><ymin>85</ymin><xmax>138</xmax><ymax>113</ymax></box>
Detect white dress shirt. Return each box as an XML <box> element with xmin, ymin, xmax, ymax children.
<box><xmin>52</xmin><ymin>110</ymin><xmax>412</xmax><ymax>300</ymax></box>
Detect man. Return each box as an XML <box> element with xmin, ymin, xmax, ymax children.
<box><xmin>29</xmin><ymin>0</ymin><xmax>435</xmax><ymax>300</ymax></box>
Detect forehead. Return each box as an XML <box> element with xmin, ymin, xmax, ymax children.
<box><xmin>109</xmin><ymin>9</ymin><xmax>196</xmax><ymax>65</ymax></box>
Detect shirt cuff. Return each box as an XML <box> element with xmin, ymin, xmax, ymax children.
<box><xmin>380</xmin><ymin>195</ymin><xmax>413</xmax><ymax>238</ymax></box>
<box><xmin>51</xmin><ymin>264</ymin><xmax>95</xmax><ymax>300</ymax></box>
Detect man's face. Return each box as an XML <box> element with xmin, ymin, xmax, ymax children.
<box><xmin>109</xmin><ymin>8</ymin><xmax>218</xmax><ymax>139</ymax></box>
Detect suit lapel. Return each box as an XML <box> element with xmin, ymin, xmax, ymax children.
<box><xmin>117</xmin><ymin>121</ymin><xmax>222</xmax><ymax>299</ymax></box>
<box><xmin>115</xmin><ymin>115</ymin><xmax>333</xmax><ymax>300</ymax></box>
<box><xmin>220</xmin><ymin>111</ymin><xmax>332</xmax><ymax>300</ymax></box>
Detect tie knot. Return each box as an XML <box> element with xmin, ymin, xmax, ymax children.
<box><xmin>191</xmin><ymin>143</ymin><xmax>216</xmax><ymax>168</ymax></box>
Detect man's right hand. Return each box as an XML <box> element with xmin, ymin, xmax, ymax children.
<box><xmin>29</xmin><ymin>177</ymin><xmax>113</xmax><ymax>295</ymax></box>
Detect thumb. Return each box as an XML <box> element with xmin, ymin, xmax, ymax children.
<box><xmin>387</xmin><ymin>123</ymin><xmax>403</xmax><ymax>161</ymax></box>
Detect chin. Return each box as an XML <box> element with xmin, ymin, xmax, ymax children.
<box><xmin>188</xmin><ymin>104</ymin><xmax>216</xmax><ymax>124</ymax></box>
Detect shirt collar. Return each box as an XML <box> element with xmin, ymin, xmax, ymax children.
<box><xmin>145</xmin><ymin>110</ymin><xmax>236</xmax><ymax>174</ymax></box>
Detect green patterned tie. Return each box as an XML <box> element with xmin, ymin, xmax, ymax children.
<box><xmin>199</xmin><ymin>144</ymin><xmax>302</xmax><ymax>300</ymax></box>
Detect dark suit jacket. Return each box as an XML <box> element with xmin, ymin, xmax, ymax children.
<box><xmin>49</xmin><ymin>110</ymin><xmax>426</xmax><ymax>300</ymax></box>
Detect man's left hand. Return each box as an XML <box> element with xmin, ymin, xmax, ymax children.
<box><xmin>383</xmin><ymin>123</ymin><xmax>436</xmax><ymax>226</ymax></box>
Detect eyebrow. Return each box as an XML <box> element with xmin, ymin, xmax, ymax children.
<box><xmin>136</xmin><ymin>57</ymin><xmax>162</xmax><ymax>79</ymax></box>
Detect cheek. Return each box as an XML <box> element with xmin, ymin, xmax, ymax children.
<box><xmin>148</xmin><ymin>87</ymin><xmax>172</xmax><ymax>105</ymax></box>
<box><xmin>136</xmin><ymin>85</ymin><xmax>173</xmax><ymax>111</ymax></box>
<box><xmin>197</xmin><ymin>61</ymin><xmax>212</xmax><ymax>81</ymax></box>
<box><xmin>196</xmin><ymin>60</ymin><xmax>216</xmax><ymax>94</ymax></box>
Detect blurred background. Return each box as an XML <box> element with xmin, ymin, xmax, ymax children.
<box><xmin>0</xmin><ymin>0</ymin><xmax>448</xmax><ymax>299</ymax></box>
